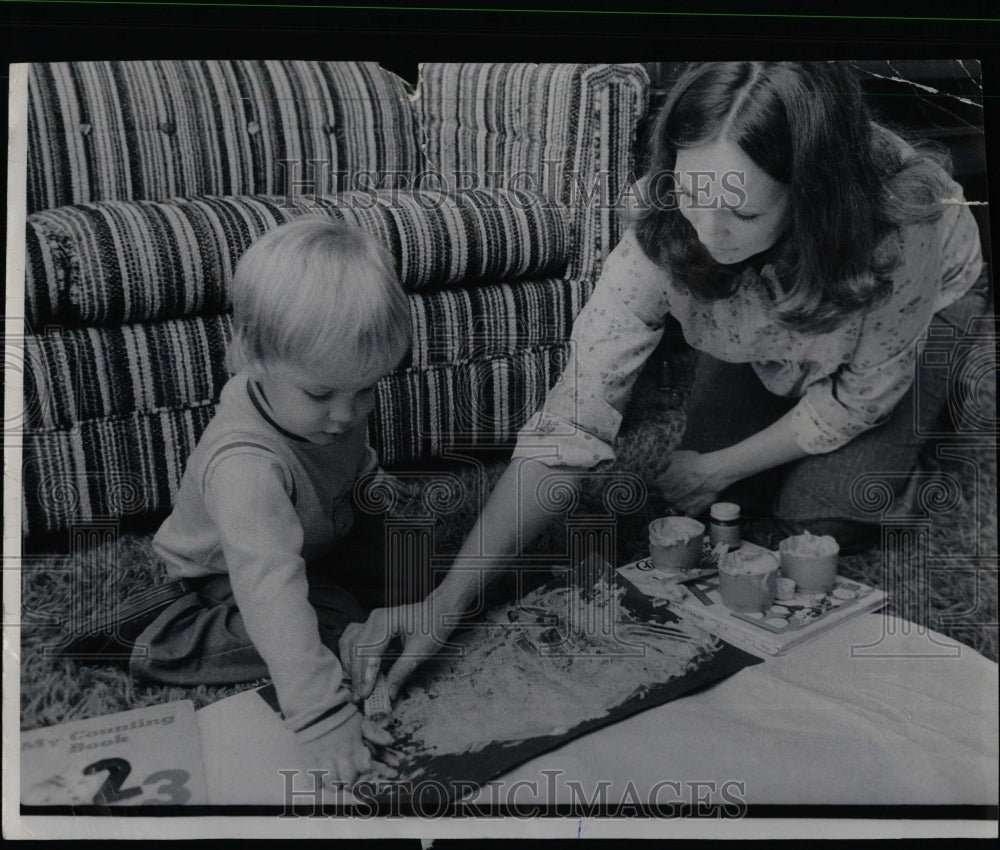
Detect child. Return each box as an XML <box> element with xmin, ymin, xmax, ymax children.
<box><xmin>62</xmin><ymin>217</ymin><xmax>412</xmax><ymax>785</ymax></box>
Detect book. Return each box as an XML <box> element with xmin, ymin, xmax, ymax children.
<box><xmin>617</xmin><ymin>551</ymin><xmax>887</xmax><ymax>657</ymax></box>
<box><xmin>21</xmin><ymin>700</ymin><xmax>207</xmax><ymax>806</ymax></box>
<box><xmin>195</xmin><ymin>684</ymin><xmax>321</xmax><ymax>806</ymax></box>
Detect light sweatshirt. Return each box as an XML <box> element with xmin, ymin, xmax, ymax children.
<box><xmin>153</xmin><ymin>374</ymin><xmax>379</xmax><ymax>742</ymax></box>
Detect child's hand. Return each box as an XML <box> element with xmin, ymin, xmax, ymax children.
<box><xmin>301</xmin><ymin>711</ymin><xmax>393</xmax><ymax>788</ymax></box>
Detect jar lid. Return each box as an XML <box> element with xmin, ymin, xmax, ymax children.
<box><xmin>711</xmin><ymin>502</ymin><xmax>741</xmax><ymax>521</ymax></box>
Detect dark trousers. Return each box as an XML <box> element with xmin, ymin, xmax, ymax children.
<box><xmin>130</xmin><ymin>517</ymin><xmax>432</xmax><ymax>686</ymax></box>
<box><xmin>678</xmin><ymin>281</ymin><xmax>989</xmax><ymax>554</ymax></box>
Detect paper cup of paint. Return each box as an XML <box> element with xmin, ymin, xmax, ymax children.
<box><xmin>779</xmin><ymin>532</ymin><xmax>840</xmax><ymax>594</ymax></box>
<box><xmin>719</xmin><ymin>547</ymin><xmax>780</xmax><ymax>613</ymax></box>
<box><xmin>649</xmin><ymin>516</ymin><xmax>705</xmax><ymax>573</ymax></box>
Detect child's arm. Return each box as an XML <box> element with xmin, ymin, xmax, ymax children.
<box><xmin>203</xmin><ymin>450</ymin><xmax>370</xmax><ymax>782</ymax></box>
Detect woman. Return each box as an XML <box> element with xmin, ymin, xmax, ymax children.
<box><xmin>342</xmin><ymin>61</ymin><xmax>987</xmax><ymax>699</ymax></box>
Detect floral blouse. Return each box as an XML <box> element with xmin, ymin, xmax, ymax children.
<box><xmin>513</xmin><ymin>169</ymin><xmax>983</xmax><ymax>468</ymax></box>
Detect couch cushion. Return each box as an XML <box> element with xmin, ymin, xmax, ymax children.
<box><xmin>23</xmin><ymin>271</ymin><xmax>595</xmax><ymax>431</ymax></box>
<box><xmin>26</xmin><ymin>61</ymin><xmax>420</xmax><ymax>214</ymax></box>
<box><xmin>410</xmin><ymin>276</ymin><xmax>593</xmax><ymax>369</ymax></box>
<box><xmin>21</xmin><ymin>342</ymin><xmax>571</xmax><ymax>535</ymax></box>
<box><xmin>24</xmin><ymin>189</ymin><xmax>569</xmax><ymax>326</ymax></box>
<box><xmin>22</xmin><ymin>315</ymin><xmax>234</xmax><ymax>432</ymax></box>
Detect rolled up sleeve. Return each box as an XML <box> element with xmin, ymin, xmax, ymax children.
<box><xmin>791</xmin><ymin>340</ymin><xmax>920</xmax><ymax>454</ymax></box>
<box><xmin>514</xmin><ymin>226</ymin><xmax>670</xmax><ymax>468</ymax></box>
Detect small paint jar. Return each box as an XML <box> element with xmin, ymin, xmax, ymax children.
<box><xmin>709</xmin><ymin>502</ymin><xmax>741</xmax><ymax>548</ymax></box>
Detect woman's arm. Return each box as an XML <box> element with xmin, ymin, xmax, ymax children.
<box><xmin>341</xmin><ymin>226</ymin><xmax>673</xmax><ymax>698</ymax></box>
<box><xmin>656</xmin><ymin>408</ymin><xmax>807</xmax><ymax>515</ymax></box>
<box><xmin>340</xmin><ymin>457</ymin><xmax>580</xmax><ymax>698</ymax></box>
<box><xmin>432</xmin><ymin>457</ymin><xmax>572</xmax><ymax>611</ymax></box>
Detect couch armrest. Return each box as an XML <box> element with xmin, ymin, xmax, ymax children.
<box><xmin>416</xmin><ymin>63</ymin><xmax>649</xmax><ymax>281</ymax></box>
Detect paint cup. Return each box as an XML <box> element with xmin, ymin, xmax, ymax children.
<box><xmin>648</xmin><ymin>516</ymin><xmax>705</xmax><ymax>573</ymax></box>
<box><xmin>779</xmin><ymin>532</ymin><xmax>840</xmax><ymax>594</ymax></box>
<box><xmin>719</xmin><ymin>547</ymin><xmax>780</xmax><ymax>613</ymax></box>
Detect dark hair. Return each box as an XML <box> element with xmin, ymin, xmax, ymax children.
<box><xmin>634</xmin><ymin>61</ymin><xmax>951</xmax><ymax>333</ymax></box>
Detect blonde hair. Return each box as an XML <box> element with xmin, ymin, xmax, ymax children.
<box><xmin>226</xmin><ymin>217</ymin><xmax>411</xmax><ymax>382</ymax></box>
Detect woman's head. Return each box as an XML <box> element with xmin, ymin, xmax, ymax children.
<box><xmin>227</xmin><ymin>217</ymin><xmax>412</xmax><ymax>386</ymax></box>
<box><xmin>637</xmin><ymin>61</ymin><xmax>948</xmax><ymax>331</ymax></box>
<box><xmin>672</xmin><ymin>136</ymin><xmax>789</xmax><ymax>266</ymax></box>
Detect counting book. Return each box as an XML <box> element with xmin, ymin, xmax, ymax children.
<box><xmin>20</xmin><ymin>700</ymin><xmax>207</xmax><ymax>806</ymax></box>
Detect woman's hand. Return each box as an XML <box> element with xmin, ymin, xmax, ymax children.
<box><xmin>655</xmin><ymin>449</ymin><xmax>733</xmax><ymax>516</ymax></box>
<box><xmin>340</xmin><ymin>600</ymin><xmax>453</xmax><ymax>702</ymax></box>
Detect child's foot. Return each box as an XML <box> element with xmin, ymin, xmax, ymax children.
<box><xmin>50</xmin><ymin>578</ymin><xmax>197</xmax><ymax>662</ymax></box>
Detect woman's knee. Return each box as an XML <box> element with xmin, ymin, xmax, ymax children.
<box><xmin>770</xmin><ymin>508</ymin><xmax>880</xmax><ymax>555</ymax></box>
<box><xmin>680</xmin><ymin>359</ymin><xmax>794</xmax><ymax>453</ymax></box>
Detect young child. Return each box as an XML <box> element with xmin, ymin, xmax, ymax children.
<box><xmin>63</xmin><ymin>217</ymin><xmax>412</xmax><ymax>785</ymax></box>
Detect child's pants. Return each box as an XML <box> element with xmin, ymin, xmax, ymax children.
<box><xmin>130</xmin><ymin>520</ymin><xmax>424</xmax><ymax>686</ymax></box>
<box><xmin>678</xmin><ymin>277</ymin><xmax>990</xmax><ymax>554</ymax></box>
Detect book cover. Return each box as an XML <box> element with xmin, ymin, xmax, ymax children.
<box><xmin>618</xmin><ymin>555</ymin><xmax>887</xmax><ymax>657</ymax></box>
<box><xmin>195</xmin><ymin>686</ymin><xmax>312</xmax><ymax>805</ymax></box>
<box><xmin>20</xmin><ymin>700</ymin><xmax>207</xmax><ymax>806</ymax></box>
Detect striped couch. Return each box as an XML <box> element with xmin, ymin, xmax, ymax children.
<box><xmin>20</xmin><ymin>60</ymin><xmax>650</xmax><ymax>537</ymax></box>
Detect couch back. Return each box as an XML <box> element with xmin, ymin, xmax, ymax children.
<box><xmin>20</xmin><ymin>60</ymin><xmax>649</xmax><ymax>538</ymax></box>
<box><xmin>26</xmin><ymin>60</ymin><xmax>420</xmax><ymax>213</ymax></box>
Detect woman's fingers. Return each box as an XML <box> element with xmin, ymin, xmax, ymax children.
<box><xmin>340</xmin><ymin>613</ymin><xmax>394</xmax><ymax>699</ymax></box>
<box><xmin>357</xmin><ymin>657</ymin><xmax>381</xmax><ymax>700</ymax></box>
<box><xmin>361</xmin><ymin>718</ymin><xmax>394</xmax><ymax>747</ymax></box>
<box><xmin>384</xmin><ymin>629</ymin><xmax>439</xmax><ymax>700</ymax></box>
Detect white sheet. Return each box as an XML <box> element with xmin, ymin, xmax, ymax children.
<box><xmin>195</xmin><ymin>614</ymin><xmax>998</xmax><ymax>807</ymax></box>
<box><xmin>477</xmin><ymin>614</ymin><xmax>998</xmax><ymax>807</ymax></box>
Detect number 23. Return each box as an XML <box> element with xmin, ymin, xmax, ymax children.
<box><xmin>83</xmin><ymin>757</ymin><xmax>191</xmax><ymax>805</ymax></box>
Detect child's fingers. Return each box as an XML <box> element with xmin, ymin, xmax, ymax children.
<box><xmin>360</xmin><ymin>657</ymin><xmax>380</xmax><ymax>697</ymax></box>
<box><xmin>339</xmin><ymin>626</ymin><xmax>376</xmax><ymax>698</ymax></box>
<box><xmin>340</xmin><ymin>614</ymin><xmax>393</xmax><ymax>698</ymax></box>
